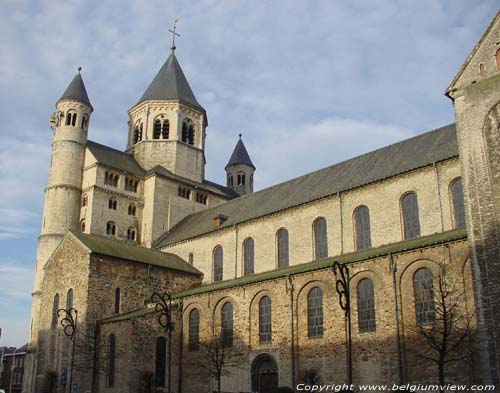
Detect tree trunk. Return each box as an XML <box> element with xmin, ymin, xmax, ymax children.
<box><xmin>439</xmin><ymin>356</ymin><xmax>445</xmax><ymax>392</ymax></box>
<box><xmin>217</xmin><ymin>375</ymin><xmax>221</xmax><ymax>393</ymax></box>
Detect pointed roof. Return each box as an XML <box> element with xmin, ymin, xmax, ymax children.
<box><xmin>225</xmin><ymin>135</ymin><xmax>255</xmax><ymax>170</ymax></box>
<box><xmin>58</xmin><ymin>68</ymin><xmax>93</xmax><ymax>110</ymax></box>
<box><xmin>136</xmin><ymin>49</ymin><xmax>204</xmax><ymax>112</ymax></box>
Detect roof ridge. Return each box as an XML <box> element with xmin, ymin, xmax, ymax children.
<box><xmin>87</xmin><ymin>140</ymin><xmax>128</xmax><ymax>155</ymax></box>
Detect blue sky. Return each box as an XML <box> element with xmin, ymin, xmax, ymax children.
<box><xmin>0</xmin><ymin>0</ymin><xmax>498</xmax><ymax>347</ymax></box>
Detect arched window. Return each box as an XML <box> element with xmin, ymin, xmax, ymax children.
<box><xmin>450</xmin><ymin>177</ymin><xmax>465</xmax><ymax>228</ymax></box>
<box><xmin>354</xmin><ymin>205</ymin><xmax>371</xmax><ymax>250</ymax></box>
<box><xmin>188</xmin><ymin>253</ymin><xmax>194</xmax><ymax>265</ymax></box>
<box><xmin>80</xmin><ymin>219</ymin><xmax>86</xmax><ymax>232</ymax></box>
<box><xmin>128</xmin><ymin>204</ymin><xmax>136</xmax><ymax>216</ymax></box>
<box><xmin>107</xmin><ymin>334</ymin><xmax>116</xmax><ymax>387</ymax></box>
<box><xmin>66</xmin><ymin>289</ymin><xmax>73</xmax><ymax>311</ymax></box>
<box><xmin>114</xmin><ymin>288</ymin><xmax>120</xmax><ymax>314</ymax></box>
<box><xmin>66</xmin><ymin>111</ymin><xmax>77</xmax><ymax>127</ymax></box>
<box><xmin>155</xmin><ymin>337</ymin><xmax>166</xmax><ymax>386</ymax></box>
<box><xmin>276</xmin><ymin>228</ymin><xmax>289</xmax><ymax>268</ymax></box>
<box><xmin>133</xmin><ymin>123</ymin><xmax>143</xmax><ymax>144</ymax></box>
<box><xmin>108</xmin><ymin>198</ymin><xmax>117</xmax><ymax>210</ymax></box>
<box><xmin>259</xmin><ymin>296</ymin><xmax>272</xmax><ymax>344</ymax></box>
<box><xmin>81</xmin><ymin>115</ymin><xmax>88</xmax><ymax>130</ymax></box>
<box><xmin>127</xmin><ymin>227</ymin><xmax>136</xmax><ymax>241</ymax></box>
<box><xmin>221</xmin><ymin>302</ymin><xmax>233</xmax><ymax>348</ymax></box>
<box><xmin>188</xmin><ymin>309</ymin><xmax>200</xmax><ymax>351</ymax></box>
<box><xmin>401</xmin><ymin>192</ymin><xmax>421</xmax><ymax>239</ymax></box>
<box><xmin>243</xmin><ymin>237</ymin><xmax>254</xmax><ymax>276</ymax></box>
<box><xmin>313</xmin><ymin>217</ymin><xmax>328</xmax><ymax>260</ymax></box>
<box><xmin>237</xmin><ymin>173</ymin><xmax>246</xmax><ymax>186</ymax></box>
<box><xmin>153</xmin><ymin>119</ymin><xmax>162</xmax><ymax>139</ymax></box>
<box><xmin>227</xmin><ymin>174</ymin><xmax>233</xmax><ymax>187</ymax></box>
<box><xmin>106</xmin><ymin>221</ymin><xmax>116</xmax><ymax>236</ymax></box>
<box><xmin>213</xmin><ymin>246</ymin><xmax>223</xmax><ymax>282</ymax></box>
<box><xmin>496</xmin><ymin>48</ymin><xmax>500</xmax><ymax>70</ymax></box>
<box><xmin>414</xmin><ymin>268</ymin><xmax>435</xmax><ymax>325</ymax></box>
<box><xmin>479</xmin><ymin>63</ymin><xmax>486</xmax><ymax>76</ymax></box>
<box><xmin>357</xmin><ymin>279</ymin><xmax>376</xmax><ymax>332</ymax></box>
<box><xmin>51</xmin><ymin>293</ymin><xmax>60</xmax><ymax>329</ymax></box>
<box><xmin>307</xmin><ymin>287</ymin><xmax>323</xmax><ymax>338</ymax></box>
<box><xmin>182</xmin><ymin>118</ymin><xmax>195</xmax><ymax>145</ymax></box>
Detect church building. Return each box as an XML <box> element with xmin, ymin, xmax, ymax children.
<box><xmin>24</xmin><ymin>11</ymin><xmax>500</xmax><ymax>393</ymax></box>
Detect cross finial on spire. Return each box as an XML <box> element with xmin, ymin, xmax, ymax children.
<box><xmin>239</xmin><ymin>133</ymin><xmax>242</xmax><ymax>139</ymax></box>
<box><xmin>169</xmin><ymin>17</ymin><xmax>180</xmax><ymax>52</ymax></box>
<box><xmin>78</xmin><ymin>66</ymin><xmax>82</xmax><ymax>73</ymax></box>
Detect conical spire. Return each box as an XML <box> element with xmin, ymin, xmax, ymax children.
<box><xmin>225</xmin><ymin>134</ymin><xmax>255</xmax><ymax>170</ymax></box>
<box><xmin>136</xmin><ymin>50</ymin><xmax>204</xmax><ymax>112</ymax></box>
<box><xmin>58</xmin><ymin>67</ymin><xmax>93</xmax><ymax>110</ymax></box>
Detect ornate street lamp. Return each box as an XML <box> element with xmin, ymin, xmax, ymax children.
<box><xmin>151</xmin><ymin>292</ymin><xmax>174</xmax><ymax>393</ymax></box>
<box><xmin>58</xmin><ymin>307</ymin><xmax>78</xmax><ymax>393</ymax></box>
<box><xmin>332</xmin><ymin>262</ymin><xmax>352</xmax><ymax>385</ymax></box>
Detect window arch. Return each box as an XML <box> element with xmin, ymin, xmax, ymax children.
<box><xmin>81</xmin><ymin>115</ymin><xmax>89</xmax><ymax>130</ymax></box>
<box><xmin>108</xmin><ymin>198</ymin><xmax>117</xmax><ymax>210</ymax></box>
<box><xmin>107</xmin><ymin>334</ymin><xmax>116</xmax><ymax>387</ymax></box>
<box><xmin>276</xmin><ymin>228</ymin><xmax>289</xmax><ymax>268</ymax></box>
<box><xmin>479</xmin><ymin>62</ymin><xmax>486</xmax><ymax>76</ymax></box>
<box><xmin>188</xmin><ymin>253</ymin><xmax>194</xmax><ymax>265</ymax></box>
<box><xmin>66</xmin><ymin>288</ymin><xmax>73</xmax><ymax>311</ymax></box>
<box><xmin>133</xmin><ymin>122</ymin><xmax>143</xmax><ymax>144</ymax></box>
<box><xmin>182</xmin><ymin>118</ymin><xmax>195</xmax><ymax>145</ymax></box>
<box><xmin>128</xmin><ymin>204</ymin><xmax>136</xmax><ymax>216</ymax></box>
<box><xmin>259</xmin><ymin>296</ymin><xmax>272</xmax><ymax>344</ymax></box>
<box><xmin>80</xmin><ymin>219</ymin><xmax>86</xmax><ymax>232</ymax></box>
<box><xmin>237</xmin><ymin>172</ymin><xmax>246</xmax><ymax>186</ymax></box>
<box><xmin>106</xmin><ymin>221</ymin><xmax>116</xmax><ymax>236</ymax></box>
<box><xmin>114</xmin><ymin>288</ymin><xmax>120</xmax><ymax>314</ymax></box>
<box><xmin>496</xmin><ymin>48</ymin><xmax>500</xmax><ymax>70</ymax></box>
<box><xmin>243</xmin><ymin>237</ymin><xmax>254</xmax><ymax>276</ymax></box>
<box><xmin>82</xmin><ymin>194</ymin><xmax>88</xmax><ymax>207</ymax></box>
<box><xmin>221</xmin><ymin>302</ymin><xmax>233</xmax><ymax>348</ymax></box>
<box><xmin>227</xmin><ymin>174</ymin><xmax>234</xmax><ymax>187</ymax></box>
<box><xmin>313</xmin><ymin>217</ymin><xmax>328</xmax><ymax>260</ymax></box>
<box><xmin>213</xmin><ymin>246</ymin><xmax>223</xmax><ymax>282</ymax></box>
<box><xmin>414</xmin><ymin>268</ymin><xmax>435</xmax><ymax>325</ymax></box>
<box><xmin>127</xmin><ymin>227</ymin><xmax>136</xmax><ymax>241</ymax></box>
<box><xmin>401</xmin><ymin>192</ymin><xmax>421</xmax><ymax>240</ymax></box>
<box><xmin>354</xmin><ymin>205</ymin><xmax>371</xmax><ymax>250</ymax></box>
<box><xmin>357</xmin><ymin>279</ymin><xmax>376</xmax><ymax>332</ymax></box>
<box><xmin>450</xmin><ymin>177</ymin><xmax>465</xmax><ymax>228</ymax></box>
<box><xmin>155</xmin><ymin>337</ymin><xmax>166</xmax><ymax>386</ymax></box>
<box><xmin>153</xmin><ymin>117</ymin><xmax>169</xmax><ymax>140</ymax></box>
<box><xmin>51</xmin><ymin>293</ymin><xmax>60</xmax><ymax>329</ymax></box>
<box><xmin>188</xmin><ymin>309</ymin><xmax>200</xmax><ymax>351</ymax></box>
<box><xmin>307</xmin><ymin>287</ymin><xmax>323</xmax><ymax>338</ymax></box>
<box><xmin>66</xmin><ymin>111</ymin><xmax>77</xmax><ymax>127</ymax></box>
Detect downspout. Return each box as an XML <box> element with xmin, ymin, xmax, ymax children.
<box><xmin>339</xmin><ymin>192</ymin><xmax>344</xmax><ymax>255</ymax></box>
<box><xmin>178</xmin><ymin>300</ymin><xmax>184</xmax><ymax>393</ymax></box>
<box><xmin>234</xmin><ymin>225</ymin><xmax>239</xmax><ymax>279</ymax></box>
<box><xmin>287</xmin><ymin>275</ymin><xmax>296</xmax><ymax>390</ymax></box>
<box><xmin>390</xmin><ymin>253</ymin><xmax>404</xmax><ymax>384</ymax></box>
<box><xmin>433</xmin><ymin>162</ymin><xmax>445</xmax><ymax>233</ymax></box>
<box><xmin>91</xmin><ymin>321</ymin><xmax>101</xmax><ymax>393</ymax></box>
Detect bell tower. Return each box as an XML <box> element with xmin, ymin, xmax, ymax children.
<box><xmin>225</xmin><ymin>134</ymin><xmax>255</xmax><ymax>196</ymax></box>
<box><xmin>26</xmin><ymin>68</ymin><xmax>92</xmax><ymax>392</ymax></box>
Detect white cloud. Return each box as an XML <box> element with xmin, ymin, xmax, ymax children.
<box><xmin>0</xmin><ymin>261</ymin><xmax>34</xmax><ymax>301</ymax></box>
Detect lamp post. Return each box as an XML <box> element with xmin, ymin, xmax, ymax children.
<box><xmin>332</xmin><ymin>262</ymin><xmax>352</xmax><ymax>385</ymax></box>
<box><xmin>151</xmin><ymin>292</ymin><xmax>174</xmax><ymax>393</ymax></box>
<box><xmin>58</xmin><ymin>308</ymin><xmax>78</xmax><ymax>393</ymax></box>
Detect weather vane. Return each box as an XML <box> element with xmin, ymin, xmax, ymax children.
<box><xmin>169</xmin><ymin>17</ymin><xmax>180</xmax><ymax>50</ymax></box>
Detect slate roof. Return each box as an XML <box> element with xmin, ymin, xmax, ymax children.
<box><xmin>71</xmin><ymin>231</ymin><xmax>202</xmax><ymax>276</ymax></box>
<box><xmin>155</xmin><ymin>124</ymin><xmax>459</xmax><ymax>248</ymax></box>
<box><xmin>58</xmin><ymin>71</ymin><xmax>93</xmax><ymax>110</ymax></box>
<box><xmin>87</xmin><ymin>141</ymin><xmax>146</xmax><ymax>176</ymax></box>
<box><xmin>225</xmin><ymin>136</ymin><xmax>255</xmax><ymax>169</ymax></box>
<box><xmin>136</xmin><ymin>50</ymin><xmax>204</xmax><ymax>112</ymax></box>
<box><xmin>103</xmin><ymin>228</ymin><xmax>468</xmax><ymax>323</ymax></box>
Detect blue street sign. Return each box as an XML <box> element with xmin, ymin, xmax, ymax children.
<box><xmin>60</xmin><ymin>367</ymin><xmax>67</xmax><ymax>384</ymax></box>
<box><xmin>72</xmin><ymin>383</ymin><xmax>77</xmax><ymax>392</ymax></box>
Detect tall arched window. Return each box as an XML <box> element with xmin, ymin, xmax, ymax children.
<box><xmin>127</xmin><ymin>227</ymin><xmax>136</xmax><ymax>241</ymax></box>
<box><xmin>313</xmin><ymin>217</ymin><xmax>328</xmax><ymax>260</ymax></box>
<box><xmin>81</xmin><ymin>115</ymin><xmax>88</xmax><ymax>130</ymax></box>
<box><xmin>276</xmin><ymin>228</ymin><xmax>289</xmax><ymax>268</ymax></box>
<box><xmin>106</xmin><ymin>222</ymin><xmax>116</xmax><ymax>236</ymax></box>
<box><xmin>221</xmin><ymin>302</ymin><xmax>233</xmax><ymax>348</ymax></box>
<box><xmin>243</xmin><ymin>237</ymin><xmax>254</xmax><ymax>276</ymax></box>
<box><xmin>182</xmin><ymin>118</ymin><xmax>194</xmax><ymax>145</ymax></box>
<box><xmin>188</xmin><ymin>309</ymin><xmax>200</xmax><ymax>351</ymax></box>
<box><xmin>307</xmin><ymin>287</ymin><xmax>323</xmax><ymax>338</ymax></box>
<box><xmin>108</xmin><ymin>198</ymin><xmax>117</xmax><ymax>210</ymax></box>
<box><xmin>357</xmin><ymin>279</ymin><xmax>376</xmax><ymax>332</ymax></box>
<box><xmin>66</xmin><ymin>289</ymin><xmax>73</xmax><ymax>311</ymax></box>
<box><xmin>401</xmin><ymin>192</ymin><xmax>421</xmax><ymax>240</ymax></box>
<box><xmin>51</xmin><ymin>293</ymin><xmax>60</xmax><ymax>329</ymax></box>
<box><xmin>153</xmin><ymin>118</ymin><xmax>169</xmax><ymax>140</ymax></box>
<box><xmin>496</xmin><ymin>48</ymin><xmax>500</xmax><ymax>70</ymax></box>
<box><xmin>188</xmin><ymin>253</ymin><xmax>194</xmax><ymax>265</ymax></box>
<box><xmin>259</xmin><ymin>296</ymin><xmax>272</xmax><ymax>344</ymax></box>
<box><xmin>450</xmin><ymin>177</ymin><xmax>465</xmax><ymax>228</ymax></box>
<box><xmin>237</xmin><ymin>173</ymin><xmax>246</xmax><ymax>186</ymax></box>
<box><xmin>354</xmin><ymin>205</ymin><xmax>371</xmax><ymax>250</ymax></box>
<box><xmin>479</xmin><ymin>63</ymin><xmax>486</xmax><ymax>76</ymax></box>
<box><xmin>80</xmin><ymin>219</ymin><xmax>86</xmax><ymax>232</ymax></box>
<box><xmin>107</xmin><ymin>334</ymin><xmax>116</xmax><ymax>387</ymax></box>
<box><xmin>66</xmin><ymin>111</ymin><xmax>77</xmax><ymax>127</ymax></box>
<box><xmin>133</xmin><ymin>122</ymin><xmax>143</xmax><ymax>144</ymax></box>
<box><xmin>155</xmin><ymin>337</ymin><xmax>166</xmax><ymax>386</ymax></box>
<box><xmin>213</xmin><ymin>246</ymin><xmax>223</xmax><ymax>282</ymax></box>
<box><xmin>114</xmin><ymin>288</ymin><xmax>120</xmax><ymax>314</ymax></box>
<box><xmin>414</xmin><ymin>268</ymin><xmax>435</xmax><ymax>325</ymax></box>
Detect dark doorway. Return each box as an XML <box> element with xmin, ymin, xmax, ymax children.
<box><xmin>251</xmin><ymin>354</ymin><xmax>278</xmax><ymax>393</ymax></box>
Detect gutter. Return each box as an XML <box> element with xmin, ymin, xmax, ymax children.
<box><xmin>390</xmin><ymin>253</ymin><xmax>404</xmax><ymax>384</ymax></box>
<box><xmin>287</xmin><ymin>275</ymin><xmax>296</xmax><ymax>391</ymax></box>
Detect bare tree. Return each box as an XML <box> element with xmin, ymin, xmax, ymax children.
<box><xmin>414</xmin><ymin>265</ymin><xmax>475</xmax><ymax>387</ymax></box>
<box><xmin>191</xmin><ymin>334</ymin><xmax>248</xmax><ymax>393</ymax></box>
<box><xmin>299</xmin><ymin>368</ymin><xmax>322</xmax><ymax>385</ymax></box>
